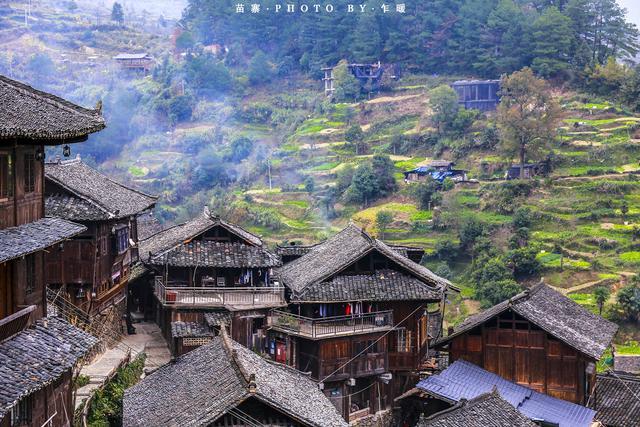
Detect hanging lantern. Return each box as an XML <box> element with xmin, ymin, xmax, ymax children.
<box><xmin>63</xmin><ymin>144</ymin><xmax>71</xmax><ymax>157</ymax></box>
<box><xmin>76</xmin><ymin>288</ymin><xmax>86</xmax><ymax>299</ymax></box>
<box><xmin>35</xmin><ymin>148</ymin><xmax>45</xmax><ymax>161</ymax></box>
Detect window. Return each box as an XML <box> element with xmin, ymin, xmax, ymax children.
<box><xmin>114</xmin><ymin>227</ymin><xmax>129</xmax><ymax>254</ymax></box>
<box><xmin>25</xmin><ymin>255</ymin><xmax>35</xmax><ymax>295</ymax></box>
<box><xmin>396</xmin><ymin>329</ymin><xmax>412</xmax><ymax>352</ymax></box>
<box><xmin>24</xmin><ymin>153</ymin><xmax>35</xmax><ymax>193</ymax></box>
<box><xmin>0</xmin><ymin>154</ymin><xmax>13</xmax><ymax>199</ymax></box>
<box><xmin>10</xmin><ymin>396</ymin><xmax>31</xmax><ymax>426</ymax></box>
<box><xmin>355</xmin><ymin>339</ymin><xmax>381</xmax><ymax>355</ymax></box>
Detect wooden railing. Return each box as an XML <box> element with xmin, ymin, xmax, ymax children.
<box><xmin>154</xmin><ymin>277</ymin><xmax>286</xmax><ymax>308</ymax></box>
<box><xmin>307</xmin><ymin>352</ymin><xmax>387</xmax><ymax>381</ymax></box>
<box><xmin>268</xmin><ymin>310</ymin><xmax>393</xmax><ymax>339</ymax></box>
<box><xmin>0</xmin><ymin>305</ymin><xmax>35</xmax><ymax>341</ymax></box>
<box><xmin>349</xmin><ymin>408</ymin><xmax>371</xmax><ymax>422</ymax></box>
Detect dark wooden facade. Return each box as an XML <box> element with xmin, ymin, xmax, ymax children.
<box><xmin>445</xmin><ymin>309</ymin><xmax>594</xmax><ymax>404</ymax></box>
<box><xmin>270</xmin><ymin>300</ymin><xmax>437</xmax><ymax>421</ymax></box>
<box><xmin>44</xmin><ymin>206</ymin><xmax>140</xmax><ymax>315</ymax></box>
<box><xmin>144</xmin><ymin>218</ymin><xmax>283</xmax><ymax>356</ymax></box>
<box><xmin>450</xmin><ymin>80</ymin><xmax>500</xmax><ymax>111</ymax></box>
<box><xmin>0</xmin><ymin>144</ymin><xmax>45</xmax><ymax>319</ymax></box>
<box><xmin>0</xmin><ymin>370</ymin><xmax>73</xmax><ymax>427</ymax></box>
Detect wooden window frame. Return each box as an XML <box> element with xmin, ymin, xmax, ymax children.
<box><xmin>0</xmin><ymin>153</ymin><xmax>13</xmax><ymax>200</ymax></box>
<box><xmin>24</xmin><ymin>153</ymin><xmax>35</xmax><ymax>193</ymax></box>
<box><xmin>10</xmin><ymin>395</ymin><xmax>32</xmax><ymax>426</ymax></box>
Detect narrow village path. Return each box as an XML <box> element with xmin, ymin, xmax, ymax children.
<box><xmin>75</xmin><ymin>322</ymin><xmax>170</xmax><ymax>409</ymax></box>
<box><xmin>550</xmin><ymin>271</ymin><xmax>637</xmax><ymax>296</ymax></box>
<box><xmin>550</xmin><ymin>279</ymin><xmax>608</xmax><ymax>295</ymax></box>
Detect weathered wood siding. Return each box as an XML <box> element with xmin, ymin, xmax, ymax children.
<box><xmin>448</xmin><ymin>309</ymin><xmax>592</xmax><ymax>404</ymax></box>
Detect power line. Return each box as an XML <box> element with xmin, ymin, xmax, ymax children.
<box><xmin>320</xmin><ymin>304</ymin><xmax>426</xmax><ymax>383</ymax></box>
<box><xmin>327</xmin><ymin>380</ymin><xmax>378</xmax><ymax>399</ymax></box>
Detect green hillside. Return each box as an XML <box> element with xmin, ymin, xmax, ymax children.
<box><xmin>2</xmin><ymin>0</ymin><xmax>639</xmax><ymax>355</ymax></box>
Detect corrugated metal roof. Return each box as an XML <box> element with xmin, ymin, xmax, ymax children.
<box><xmin>417</xmin><ymin>361</ymin><xmax>595</xmax><ymax>427</ymax></box>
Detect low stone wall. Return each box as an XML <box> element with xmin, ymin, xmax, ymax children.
<box><xmin>350</xmin><ymin>409</ymin><xmax>393</xmax><ymax>427</ymax></box>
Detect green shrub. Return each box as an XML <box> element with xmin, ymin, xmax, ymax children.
<box><xmin>87</xmin><ymin>354</ymin><xmax>146</xmax><ymax>427</ymax></box>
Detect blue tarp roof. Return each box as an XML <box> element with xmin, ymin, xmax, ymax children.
<box><xmin>416</xmin><ymin>360</ymin><xmax>596</xmax><ymax>427</ymax></box>
<box><xmin>404</xmin><ymin>167</ymin><xmax>460</xmax><ymax>182</ymax></box>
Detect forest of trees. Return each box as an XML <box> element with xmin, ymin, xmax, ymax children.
<box><xmin>182</xmin><ymin>0</ymin><xmax>639</xmax><ymax>81</ymax></box>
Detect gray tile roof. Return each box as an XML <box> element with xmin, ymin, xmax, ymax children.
<box><xmin>614</xmin><ymin>354</ymin><xmax>640</xmax><ymax>374</ymax></box>
<box><xmin>419</xmin><ymin>390</ymin><xmax>537</xmax><ymax>427</ymax></box>
<box><xmin>589</xmin><ymin>373</ymin><xmax>640</xmax><ymax>427</ymax></box>
<box><xmin>276</xmin><ymin>244</ymin><xmax>316</xmax><ymax>257</ymax></box>
<box><xmin>149</xmin><ymin>241</ymin><xmax>281</xmax><ymax>268</ymax></box>
<box><xmin>293</xmin><ymin>269</ymin><xmax>442</xmax><ymax>303</ymax></box>
<box><xmin>123</xmin><ymin>333</ymin><xmax>347</xmax><ymax>427</ymax></box>
<box><xmin>136</xmin><ymin>212</ymin><xmax>163</xmax><ymax>240</ymax></box>
<box><xmin>0</xmin><ymin>217</ymin><xmax>87</xmax><ymax>263</ymax></box>
<box><xmin>433</xmin><ymin>283</ymin><xmax>618</xmax><ymax>360</ymax></box>
<box><xmin>128</xmin><ymin>262</ymin><xmax>149</xmax><ymax>283</ymax></box>
<box><xmin>278</xmin><ymin>224</ymin><xmax>451</xmax><ymax>296</ymax></box>
<box><xmin>0</xmin><ymin>75</ymin><xmax>105</xmax><ymax>141</ymax></box>
<box><xmin>139</xmin><ymin>211</ymin><xmax>264</xmax><ymax>262</ymax></box>
<box><xmin>204</xmin><ymin>311</ymin><xmax>232</xmax><ymax>327</ymax></box>
<box><xmin>171</xmin><ymin>321</ymin><xmax>214</xmax><ymax>339</ymax></box>
<box><xmin>277</xmin><ymin>242</ymin><xmax>423</xmax><ymax>262</ymax></box>
<box><xmin>0</xmin><ymin>317</ymin><xmax>98</xmax><ymax>419</ymax></box>
<box><xmin>45</xmin><ymin>158</ymin><xmax>157</xmax><ymax>221</ymax></box>
<box><xmin>417</xmin><ymin>360</ymin><xmax>596</xmax><ymax>427</ymax></box>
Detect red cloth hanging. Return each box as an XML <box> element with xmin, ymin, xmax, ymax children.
<box><xmin>346</xmin><ymin>303</ymin><xmax>351</xmax><ymax>315</ymax></box>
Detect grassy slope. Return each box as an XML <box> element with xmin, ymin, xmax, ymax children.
<box><xmin>5</xmin><ymin>3</ymin><xmax>638</xmax><ymax>344</ymax></box>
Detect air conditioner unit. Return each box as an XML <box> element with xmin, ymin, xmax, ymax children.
<box><xmin>318</xmin><ymin>382</ymin><xmax>324</xmax><ymax>390</ymax></box>
<box><xmin>347</xmin><ymin>378</ymin><xmax>356</xmax><ymax>386</ymax></box>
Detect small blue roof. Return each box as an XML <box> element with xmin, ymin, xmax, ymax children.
<box><xmin>416</xmin><ymin>360</ymin><xmax>595</xmax><ymax>427</ymax></box>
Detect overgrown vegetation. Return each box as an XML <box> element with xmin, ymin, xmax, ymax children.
<box><xmin>87</xmin><ymin>354</ymin><xmax>146</xmax><ymax>427</ymax></box>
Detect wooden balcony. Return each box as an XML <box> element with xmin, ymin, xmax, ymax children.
<box><xmin>302</xmin><ymin>352</ymin><xmax>388</xmax><ymax>381</ymax></box>
<box><xmin>154</xmin><ymin>277</ymin><xmax>286</xmax><ymax>309</ymax></box>
<box><xmin>0</xmin><ymin>305</ymin><xmax>35</xmax><ymax>341</ymax></box>
<box><xmin>268</xmin><ymin>310</ymin><xmax>393</xmax><ymax>339</ymax></box>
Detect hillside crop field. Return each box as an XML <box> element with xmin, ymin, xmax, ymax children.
<box><xmin>2</xmin><ymin>0</ymin><xmax>639</xmax><ymax>351</ymax></box>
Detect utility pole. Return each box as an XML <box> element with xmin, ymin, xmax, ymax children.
<box><xmin>267</xmin><ymin>158</ymin><xmax>272</xmax><ymax>190</ymax></box>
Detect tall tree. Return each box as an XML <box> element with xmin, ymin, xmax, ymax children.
<box><xmin>594</xmin><ymin>286</ymin><xmax>611</xmax><ymax>315</ymax></box>
<box><xmin>248</xmin><ymin>51</ymin><xmax>273</xmax><ymax>86</ymax></box>
<box><xmin>565</xmin><ymin>0</ymin><xmax>639</xmax><ymax>66</ymax></box>
<box><xmin>332</xmin><ymin>60</ymin><xmax>360</xmax><ymax>102</ymax></box>
<box><xmin>111</xmin><ymin>2</ymin><xmax>124</xmax><ymax>25</ymax></box>
<box><xmin>476</xmin><ymin>0</ymin><xmax>531</xmax><ymax>75</ymax></box>
<box><xmin>497</xmin><ymin>68</ymin><xmax>561</xmax><ymax>179</ymax></box>
<box><xmin>531</xmin><ymin>7</ymin><xmax>574</xmax><ymax>77</ymax></box>
<box><xmin>376</xmin><ymin>210</ymin><xmax>393</xmax><ymax>240</ymax></box>
<box><xmin>428</xmin><ymin>84</ymin><xmax>459</xmax><ymax>134</ymax></box>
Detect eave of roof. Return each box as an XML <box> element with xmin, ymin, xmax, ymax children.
<box><xmin>419</xmin><ymin>390</ymin><xmax>537</xmax><ymax>427</ymax></box>
<box><xmin>0</xmin><ymin>217</ymin><xmax>87</xmax><ymax>263</ymax></box>
<box><xmin>45</xmin><ymin>158</ymin><xmax>157</xmax><ymax>220</ymax></box>
<box><xmin>432</xmin><ymin>283</ymin><xmax>617</xmax><ymax>360</ymax></box>
<box><xmin>279</xmin><ymin>224</ymin><xmax>452</xmax><ymax>296</ymax></box>
<box><xmin>293</xmin><ymin>269</ymin><xmax>442</xmax><ymax>303</ymax></box>
<box><xmin>139</xmin><ymin>211</ymin><xmax>264</xmax><ymax>263</ymax></box>
<box><xmin>122</xmin><ymin>332</ymin><xmax>346</xmax><ymax>427</ymax></box>
<box><xmin>0</xmin><ymin>75</ymin><xmax>105</xmax><ymax>141</ymax></box>
<box><xmin>149</xmin><ymin>240</ymin><xmax>281</xmax><ymax>268</ymax></box>
<box><xmin>0</xmin><ymin>317</ymin><xmax>98</xmax><ymax>418</ymax></box>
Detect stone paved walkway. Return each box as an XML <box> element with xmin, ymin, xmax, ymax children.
<box><xmin>75</xmin><ymin>322</ymin><xmax>170</xmax><ymax>409</ymax></box>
